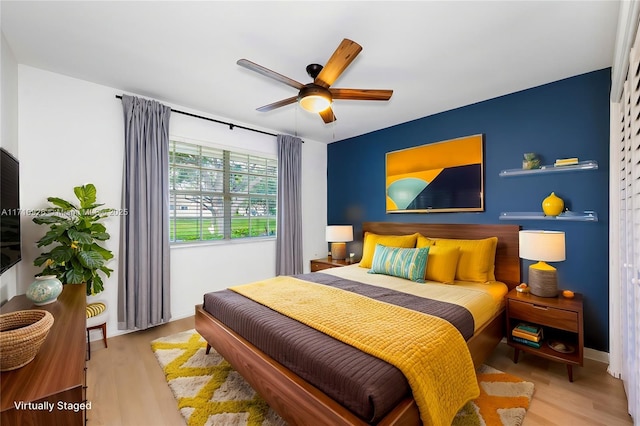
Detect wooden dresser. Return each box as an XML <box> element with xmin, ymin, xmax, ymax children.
<box><xmin>1</xmin><ymin>283</ymin><xmax>87</xmax><ymax>425</ymax></box>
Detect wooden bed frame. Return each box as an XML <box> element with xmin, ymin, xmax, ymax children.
<box><xmin>195</xmin><ymin>222</ymin><xmax>520</xmax><ymax>425</ymax></box>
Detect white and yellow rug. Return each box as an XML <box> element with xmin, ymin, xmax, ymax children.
<box><xmin>151</xmin><ymin>329</ymin><xmax>285</xmax><ymax>426</ymax></box>
<box><xmin>152</xmin><ymin>330</ymin><xmax>534</xmax><ymax>426</ymax></box>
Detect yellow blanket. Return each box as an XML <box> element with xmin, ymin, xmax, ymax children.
<box><xmin>230</xmin><ymin>276</ymin><xmax>480</xmax><ymax>425</ymax></box>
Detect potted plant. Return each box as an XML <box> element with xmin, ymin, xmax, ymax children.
<box><xmin>33</xmin><ymin>183</ymin><xmax>114</xmax><ymax>295</ymax></box>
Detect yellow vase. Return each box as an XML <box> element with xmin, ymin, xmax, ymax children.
<box><xmin>542</xmin><ymin>192</ymin><xmax>564</xmax><ymax>216</ymax></box>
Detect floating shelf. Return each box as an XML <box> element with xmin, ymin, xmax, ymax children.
<box><xmin>499</xmin><ymin>160</ymin><xmax>598</xmax><ymax>177</ymax></box>
<box><xmin>499</xmin><ymin>211</ymin><xmax>598</xmax><ymax>222</ymax></box>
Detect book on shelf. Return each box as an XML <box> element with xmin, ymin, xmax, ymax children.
<box><xmin>512</xmin><ymin>328</ymin><xmax>542</xmax><ymax>342</ymax></box>
<box><xmin>514</xmin><ymin>323</ymin><xmax>543</xmax><ymax>336</ymax></box>
<box><xmin>512</xmin><ymin>336</ymin><xmax>542</xmax><ymax>348</ymax></box>
<box><xmin>554</xmin><ymin>157</ymin><xmax>579</xmax><ymax>167</ymax></box>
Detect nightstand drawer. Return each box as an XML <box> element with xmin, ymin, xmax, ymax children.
<box><xmin>311</xmin><ymin>262</ymin><xmax>334</xmax><ymax>272</ymax></box>
<box><xmin>509</xmin><ymin>299</ymin><xmax>578</xmax><ymax>332</ymax></box>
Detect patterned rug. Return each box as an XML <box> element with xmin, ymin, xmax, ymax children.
<box><xmin>151</xmin><ymin>330</ymin><xmax>534</xmax><ymax>426</ymax></box>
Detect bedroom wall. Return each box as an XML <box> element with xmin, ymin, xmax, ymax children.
<box><xmin>327</xmin><ymin>69</ymin><xmax>610</xmax><ymax>352</ymax></box>
<box><xmin>15</xmin><ymin>65</ymin><xmax>327</xmax><ymax>337</ymax></box>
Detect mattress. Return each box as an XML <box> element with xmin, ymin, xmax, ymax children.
<box><xmin>202</xmin><ymin>267</ymin><xmax>507</xmax><ymax>423</ymax></box>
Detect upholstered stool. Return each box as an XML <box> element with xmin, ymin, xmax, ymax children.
<box><xmin>86</xmin><ymin>299</ymin><xmax>108</xmax><ymax>360</ymax></box>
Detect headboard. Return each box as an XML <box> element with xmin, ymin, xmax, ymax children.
<box><xmin>362</xmin><ymin>222</ymin><xmax>521</xmax><ymax>290</ymax></box>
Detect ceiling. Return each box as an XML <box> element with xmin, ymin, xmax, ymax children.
<box><xmin>1</xmin><ymin>1</ymin><xmax>620</xmax><ymax>144</ymax></box>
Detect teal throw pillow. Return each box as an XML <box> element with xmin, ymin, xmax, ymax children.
<box><xmin>368</xmin><ymin>244</ymin><xmax>430</xmax><ymax>283</ymax></box>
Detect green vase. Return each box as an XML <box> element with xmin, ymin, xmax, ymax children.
<box><xmin>26</xmin><ymin>275</ymin><xmax>63</xmax><ymax>306</ymax></box>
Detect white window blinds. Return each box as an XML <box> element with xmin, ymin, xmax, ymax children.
<box><xmin>612</xmin><ymin>26</ymin><xmax>640</xmax><ymax>423</ymax></box>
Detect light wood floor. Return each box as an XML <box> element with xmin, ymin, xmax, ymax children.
<box><xmin>86</xmin><ymin>316</ymin><xmax>632</xmax><ymax>426</ymax></box>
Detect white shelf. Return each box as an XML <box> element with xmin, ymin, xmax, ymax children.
<box><xmin>499</xmin><ymin>211</ymin><xmax>598</xmax><ymax>222</ymax></box>
<box><xmin>499</xmin><ymin>160</ymin><xmax>598</xmax><ymax>177</ymax></box>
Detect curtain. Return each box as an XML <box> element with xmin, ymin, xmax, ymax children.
<box><xmin>118</xmin><ymin>95</ymin><xmax>172</xmax><ymax>330</ymax></box>
<box><xmin>610</xmin><ymin>26</ymin><xmax>640</xmax><ymax>421</ymax></box>
<box><xmin>275</xmin><ymin>134</ymin><xmax>303</xmax><ymax>275</ymax></box>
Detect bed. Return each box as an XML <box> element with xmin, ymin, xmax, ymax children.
<box><xmin>195</xmin><ymin>222</ymin><xmax>520</xmax><ymax>425</ymax></box>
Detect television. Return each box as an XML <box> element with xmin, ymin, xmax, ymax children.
<box><xmin>1</xmin><ymin>148</ymin><xmax>21</xmax><ymax>274</ymax></box>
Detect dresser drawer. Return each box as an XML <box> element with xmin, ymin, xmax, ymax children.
<box><xmin>509</xmin><ymin>299</ymin><xmax>578</xmax><ymax>332</ymax></box>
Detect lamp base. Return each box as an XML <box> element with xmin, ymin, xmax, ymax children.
<box><xmin>330</xmin><ymin>242</ymin><xmax>347</xmax><ymax>260</ymax></box>
<box><xmin>528</xmin><ymin>263</ymin><xmax>558</xmax><ymax>297</ymax></box>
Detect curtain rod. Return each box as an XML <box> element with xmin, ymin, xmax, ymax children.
<box><xmin>115</xmin><ymin>94</ymin><xmax>279</xmax><ymax>138</ymax></box>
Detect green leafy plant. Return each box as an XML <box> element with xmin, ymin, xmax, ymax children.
<box><xmin>33</xmin><ymin>183</ymin><xmax>114</xmax><ymax>295</ymax></box>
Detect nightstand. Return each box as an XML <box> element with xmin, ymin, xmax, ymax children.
<box><xmin>505</xmin><ymin>288</ymin><xmax>584</xmax><ymax>382</ymax></box>
<box><xmin>310</xmin><ymin>257</ymin><xmax>355</xmax><ymax>272</ymax></box>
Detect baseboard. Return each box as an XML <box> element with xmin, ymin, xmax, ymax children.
<box><xmin>100</xmin><ymin>322</ymin><xmax>614</xmax><ymax>364</ymax></box>
<box><xmin>93</xmin><ymin>311</ymin><xmax>196</xmax><ymax>341</ymax></box>
<box><xmin>584</xmin><ymin>347</ymin><xmax>609</xmax><ymax>363</ymax></box>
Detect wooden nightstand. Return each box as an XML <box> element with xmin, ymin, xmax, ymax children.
<box><xmin>505</xmin><ymin>288</ymin><xmax>584</xmax><ymax>382</ymax></box>
<box><xmin>310</xmin><ymin>257</ymin><xmax>355</xmax><ymax>272</ymax></box>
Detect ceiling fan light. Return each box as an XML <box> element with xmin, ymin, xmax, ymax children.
<box><xmin>299</xmin><ymin>94</ymin><xmax>331</xmax><ymax>113</ymax></box>
<box><xmin>298</xmin><ymin>85</ymin><xmax>332</xmax><ymax>113</ymax></box>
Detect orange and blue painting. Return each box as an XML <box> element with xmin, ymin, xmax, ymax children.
<box><xmin>386</xmin><ymin>134</ymin><xmax>484</xmax><ymax>213</ymax></box>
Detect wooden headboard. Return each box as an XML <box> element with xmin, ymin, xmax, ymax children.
<box><xmin>362</xmin><ymin>222</ymin><xmax>521</xmax><ymax>290</ymax></box>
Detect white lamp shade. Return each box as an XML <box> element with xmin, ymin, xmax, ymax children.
<box><xmin>299</xmin><ymin>95</ymin><xmax>331</xmax><ymax>113</ymax></box>
<box><xmin>325</xmin><ymin>225</ymin><xmax>353</xmax><ymax>242</ymax></box>
<box><xmin>519</xmin><ymin>230</ymin><xmax>565</xmax><ymax>262</ymax></box>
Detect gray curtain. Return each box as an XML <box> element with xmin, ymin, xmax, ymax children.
<box><xmin>276</xmin><ymin>134</ymin><xmax>303</xmax><ymax>275</ymax></box>
<box><xmin>118</xmin><ymin>95</ymin><xmax>171</xmax><ymax>330</ymax></box>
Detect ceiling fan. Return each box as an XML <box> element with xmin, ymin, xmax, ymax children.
<box><xmin>237</xmin><ymin>38</ymin><xmax>393</xmax><ymax>123</ymax></box>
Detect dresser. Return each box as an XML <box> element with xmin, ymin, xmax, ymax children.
<box><xmin>1</xmin><ymin>283</ymin><xmax>87</xmax><ymax>425</ymax></box>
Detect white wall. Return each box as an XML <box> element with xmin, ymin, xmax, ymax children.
<box><xmin>16</xmin><ymin>65</ymin><xmax>327</xmax><ymax>337</ymax></box>
<box><xmin>0</xmin><ymin>34</ymin><xmax>17</xmax><ymax>155</ymax></box>
<box><xmin>0</xmin><ymin>31</ymin><xmax>20</xmax><ymax>303</ymax></box>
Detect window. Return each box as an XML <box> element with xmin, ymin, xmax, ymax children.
<box><xmin>169</xmin><ymin>140</ymin><xmax>277</xmax><ymax>243</ymax></box>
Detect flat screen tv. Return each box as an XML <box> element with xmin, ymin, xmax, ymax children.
<box><xmin>1</xmin><ymin>148</ymin><xmax>21</xmax><ymax>274</ymax></box>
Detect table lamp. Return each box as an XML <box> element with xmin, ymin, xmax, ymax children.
<box><xmin>325</xmin><ymin>225</ymin><xmax>353</xmax><ymax>260</ymax></box>
<box><xmin>519</xmin><ymin>230</ymin><xmax>566</xmax><ymax>297</ymax></box>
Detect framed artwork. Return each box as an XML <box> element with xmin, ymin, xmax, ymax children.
<box><xmin>386</xmin><ymin>134</ymin><xmax>484</xmax><ymax>213</ymax></box>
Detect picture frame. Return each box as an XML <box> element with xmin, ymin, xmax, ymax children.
<box><xmin>386</xmin><ymin>134</ymin><xmax>484</xmax><ymax>213</ymax></box>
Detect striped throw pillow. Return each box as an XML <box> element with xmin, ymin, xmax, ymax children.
<box><xmin>368</xmin><ymin>244</ymin><xmax>430</xmax><ymax>283</ymax></box>
<box><xmin>86</xmin><ymin>302</ymin><xmax>106</xmax><ymax>318</ymax></box>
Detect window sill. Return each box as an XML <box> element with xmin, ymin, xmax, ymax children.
<box><xmin>170</xmin><ymin>236</ymin><xmax>276</xmax><ymax>249</ymax></box>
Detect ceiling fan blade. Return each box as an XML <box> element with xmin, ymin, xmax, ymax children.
<box><xmin>315</xmin><ymin>39</ymin><xmax>363</xmax><ymax>88</ymax></box>
<box><xmin>330</xmin><ymin>88</ymin><xmax>393</xmax><ymax>101</ymax></box>
<box><xmin>319</xmin><ymin>107</ymin><xmax>337</xmax><ymax>123</ymax></box>
<box><xmin>237</xmin><ymin>59</ymin><xmax>304</xmax><ymax>90</ymax></box>
<box><xmin>256</xmin><ymin>96</ymin><xmax>298</xmax><ymax>112</ymax></box>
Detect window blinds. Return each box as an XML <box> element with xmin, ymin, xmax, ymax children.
<box><xmin>614</xmin><ymin>27</ymin><xmax>640</xmax><ymax>423</ymax></box>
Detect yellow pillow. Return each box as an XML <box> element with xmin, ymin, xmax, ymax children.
<box><xmin>359</xmin><ymin>232</ymin><xmax>419</xmax><ymax>268</ymax></box>
<box><xmin>424</xmin><ymin>246</ymin><xmax>460</xmax><ymax>284</ymax></box>
<box><xmin>434</xmin><ymin>237</ymin><xmax>498</xmax><ymax>283</ymax></box>
<box><xmin>416</xmin><ymin>234</ymin><xmax>436</xmax><ymax>248</ymax></box>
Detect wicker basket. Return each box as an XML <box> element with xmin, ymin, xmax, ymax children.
<box><xmin>0</xmin><ymin>310</ymin><xmax>55</xmax><ymax>371</ymax></box>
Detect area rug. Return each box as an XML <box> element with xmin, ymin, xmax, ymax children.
<box><xmin>151</xmin><ymin>330</ymin><xmax>533</xmax><ymax>426</ymax></box>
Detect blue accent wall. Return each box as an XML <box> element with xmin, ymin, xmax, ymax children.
<box><xmin>327</xmin><ymin>69</ymin><xmax>610</xmax><ymax>351</ymax></box>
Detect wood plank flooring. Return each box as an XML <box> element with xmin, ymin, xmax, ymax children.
<box><xmin>86</xmin><ymin>317</ymin><xmax>194</xmax><ymax>426</ymax></box>
<box><xmin>86</xmin><ymin>316</ymin><xmax>633</xmax><ymax>426</ymax></box>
